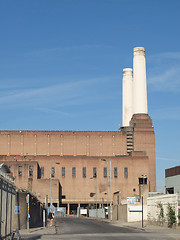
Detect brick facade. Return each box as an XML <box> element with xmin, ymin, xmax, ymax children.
<box><xmin>0</xmin><ymin>113</ymin><xmax>156</xmax><ymax>213</ymax></box>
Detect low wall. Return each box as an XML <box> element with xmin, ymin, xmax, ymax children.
<box><xmin>115</xmin><ymin>204</ymin><xmax>147</xmax><ymax>222</ymax></box>
<box><xmin>147</xmin><ymin>193</ymin><xmax>180</xmax><ymax>224</ymax></box>
<box><xmin>127</xmin><ymin>204</ymin><xmax>147</xmax><ymax>222</ymax></box>
<box><xmin>89</xmin><ymin>209</ymin><xmax>105</xmax><ymax>219</ymax></box>
<box><xmin>115</xmin><ymin>205</ymin><xmax>127</xmax><ymax>222</ymax></box>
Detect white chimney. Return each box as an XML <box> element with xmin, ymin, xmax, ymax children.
<box><xmin>123</xmin><ymin>68</ymin><xmax>133</xmax><ymax>126</ymax></box>
<box><xmin>133</xmin><ymin>47</ymin><xmax>148</xmax><ymax>114</ymax></box>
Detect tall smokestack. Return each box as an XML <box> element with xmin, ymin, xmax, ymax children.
<box><xmin>133</xmin><ymin>47</ymin><xmax>148</xmax><ymax>114</ymax></box>
<box><xmin>123</xmin><ymin>68</ymin><xmax>133</xmax><ymax>126</ymax></box>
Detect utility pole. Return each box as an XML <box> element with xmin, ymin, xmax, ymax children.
<box><xmin>101</xmin><ymin>159</ymin><xmax>112</xmax><ymax>221</ymax></box>
<box><xmin>110</xmin><ymin>160</ymin><xmax>112</xmax><ymax>221</ymax></box>
<box><xmin>50</xmin><ymin>168</ymin><xmax>52</xmax><ymax>209</ymax></box>
<box><xmin>50</xmin><ymin>162</ymin><xmax>60</xmax><ymax>209</ymax></box>
<box><xmin>26</xmin><ymin>194</ymin><xmax>30</xmax><ymax>230</ymax></box>
<box><xmin>96</xmin><ymin>177</ymin><xmax>97</xmax><ymax>218</ymax></box>
<box><xmin>141</xmin><ymin>194</ymin><xmax>144</xmax><ymax>228</ymax></box>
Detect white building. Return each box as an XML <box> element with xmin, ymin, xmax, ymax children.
<box><xmin>165</xmin><ymin>166</ymin><xmax>180</xmax><ymax>194</ymax></box>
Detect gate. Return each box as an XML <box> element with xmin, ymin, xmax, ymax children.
<box><xmin>0</xmin><ymin>164</ymin><xmax>16</xmax><ymax>239</ymax></box>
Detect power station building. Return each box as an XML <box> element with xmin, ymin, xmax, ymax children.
<box><xmin>0</xmin><ymin>47</ymin><xmax>156</xmax><ymax>214</ymax></box>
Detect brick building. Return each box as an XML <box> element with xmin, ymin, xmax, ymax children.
<box><xmin>0</xmin><ymin>113</ymin><xmax>156</xmax><ymax>214</ymax></box>
<box><xmin>165</xmin><ymin>166</ymin><xmax>180</xmax><ymax>194</ymax></box>
<box><xmin>0</xmin><ymin>47</ymin><xmax>156</xmax><ymax>214</ymax></box>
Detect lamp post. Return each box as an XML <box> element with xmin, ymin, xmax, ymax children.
<box><xmin>139</xmin><ymin>174</ymin><xmax>147</xmax><ymax>228</ymax></box>
<box><xmin>50</xmin><ymin>162</ymin><xmax>60</xmax><ymax>209</ymax></box>
<box><xmin>101</xmin><ymin>159</ymin><xmax>112</xmax><ymax>221</ymax></box>
<box><xmin>90</xmin><ymin>177</ymin><xmax>97</xmax><ymax>217</ymax></box>
<box><xmin>50</xmin><ymin>168</ymin><xmax>52</xmax><ymax>209</ymax></box>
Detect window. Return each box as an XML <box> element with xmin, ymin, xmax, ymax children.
<box><xmin>40</xmin><ymin>167</ymin><xmax>44</xmax><ymax>178</ymax></box>
<box><xmin>83</xmin><ymin>167</ymin><xmax>86</xmax><ymax>178</ymax></box>
<box><xmin>29</xmin><ymin>166</ymin><xmax>33</xmax><ymax>177</ymax></box>
<box><xmin>18</xmin><ymin>166</ymin><xmax>22</xmax><ymax>176</ymax></box>
<box><xmin>72</xmin><ymin>167</ymin><xmax>76</xmax><ymax>178</ymax></box>
<box><xmin>114</xmin><ymin>167</ymin><xmax>118</xmax><ymax>178</ymax></box>
<box><xmin>124</xmin><ymin>167</ymin><xmax>128</xmax><ymax>178</ymax></box>
<box><xmin>93</xmin><ymin>167</ymin><xmax>97</xmax><ymax>178</ymax></box>
<box><xmin>103</xmin><ymin>167</ymin><xmax>107</xmax><ymax>178</ymax></box>
<box><xmin>62</xmin><ymin>167</ymin><xmax>65</xmax><ymax>177</ymax></box>
<box><xmin>166</xmin><ymin>187</ymin><xmax>174</xmax><ymax>194</ymax></box>
<box><xmin>51</xmin><ymin>167</ymin><xmax>55</xmax><ymax>178</ymax></box>
<box><xmin>139</xmin><ymin>177</ymin><xmax>147</xmax><ymax>184</ymax></box>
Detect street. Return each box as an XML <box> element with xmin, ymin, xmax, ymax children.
<box><xmin>54</xmin><ymin>216</ymin><xmax>137</xmax><ymax>235</ymax></box>
<box><xmin>19</xmin><ymin>217</ymin><xmax>180</xmax><ymax>240</ymax></box>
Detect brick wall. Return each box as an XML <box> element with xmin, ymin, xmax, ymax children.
<box><xmin>0</xmin><ymin>113</ymin><xmax>156</xmax><ymax>206</ymax></box>
<box><xmin>0</xmin><ymin>131</ymin><xmax>127</xmax><ymax>157</ymax></box>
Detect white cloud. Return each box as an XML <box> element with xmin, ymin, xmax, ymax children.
<box><xmin>27</xmin><ymin>44</ymin><xmax>113</xmax><ymax>58</ymax></box>
<box><xmin>150</xmin><ymin>106</ymin><xmax>180</xmax><ymax>120</ymax></box>
<box><xmin>149</xmin><ymin>52</ymin><xmax>180</xmax><ymax>62</ymax></box>
<box><xmin>35</xmin><ymin>107</ymin><xmax>71</xmax><ymax>117</ymax></box>
<box><xmin>147</xmin><ymin>51</ymin><xmax>180</xmax><ymax>92</ymax></box>
<box><xmin>0</xmin><ymin>76</ymin><xmax>114</xmax><ymax>109</ymax></box>
<box><xmin>157</xmin><ymin>157</ymin><xmax>180</xmax><ymax>163</ymax></box>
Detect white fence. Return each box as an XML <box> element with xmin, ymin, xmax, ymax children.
<box><xmin>147</xmin><ymin>193</ymin><xmax>180</xmax><ymax>224</ymax></box>
<box><xmin>0</xmin><ymin>174</ymin><xmax>16</xmax><ymax>239</ymax></box>
<box><xmin>89</xmin><ymin>209</ymin><xmax>105</xmax><ymax>219</ymax></box>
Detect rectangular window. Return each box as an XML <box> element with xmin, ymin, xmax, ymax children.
<box><xmin>72</xmin><ymin>167</ymin><xmax>76</xmax><ymax>178</ymax></box>
<box><xmin>40</xmin><ymin>167</ymin><xmax>44</xmax><ymax>178</ymax></box>
<box><xmin>29</xmin><ymin>166</ymin><xmax>33</xmax><ymax>177</ymax></box>
<box><xmin>83</xmin><ymin>167</ymin><xmax>86</xmax><ymax>178</ymax></box>
<box><xmin>124</xmin><ymin>167</ymin><xmax>128</xmax><ymax>178</ymax></box>
<box><xmin>18</xmin><ymin>166</ymin><xmax>22</xmax><ymax>176</ymax></box>
<box><xmin>103</xmin><ymin>167</ymin><xmax>107</xmax><ymax>178</ymax></box>
<box><xmin>114</xmin><ymin>167</ymin><xmax>118</xmax><ymax>178</ymax></box>
<box><xmin>93</xmin><ymin>167</ymin><xmax>97</xmax><ymax>178</ymax></box>
<box><xmin>62</xmin><ymin>167</ymin><xmax>65</xmax><ymax>177</ymax></box>
<box><xmin>51</xmin><ymin>167</ymin><xmax>55</xmax><ymax>178</ymax></box>
<box><xmin>139</xmin><ymin>177</ymin><xmax>147</xmax><ymax>185</ymax></box>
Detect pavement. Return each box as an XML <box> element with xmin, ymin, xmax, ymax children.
<box><xmin>15</xmin><ymin>218</ymin><xmax>180</xmax><ymax>239</ymax></box>
<box><xmin>14</xmin><ymin>223</ymin><xmax>56</xmax><ymax>239</ymax></box>
<box><xmin>110</xmin><ymin>220</ymin><xmax>180</xmax><ymax>233</ymax></box>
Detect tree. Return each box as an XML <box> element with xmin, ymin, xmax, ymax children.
<box><xmin>167</xmin><ymin>203</ymin><xmax>176</xmax><ymax>228</ymax></box>
<box><xmin>157</xmin><ymin>202</ymin><xmax>164</xmax><ymax>224</ymax></box>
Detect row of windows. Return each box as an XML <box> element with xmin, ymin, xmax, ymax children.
<box><xmin>42</xmin><ymin>167</ymin><xmax>128</xmax><ymax>179</ymax></box>
<box><xmin>17</xmin><ymin>165</ymin><xmax>33</xmax><ymax>177</ymax></box>
<box><xmin>15</xmin><ymin>165</ymin><xmax>128</xmax><ymax>179</ymax></box>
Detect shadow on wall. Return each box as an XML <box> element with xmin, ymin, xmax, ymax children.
<box><xmin>15</xmin><ymin>190</ymin><xmax>43</xmax><ymax>230</ymax></box>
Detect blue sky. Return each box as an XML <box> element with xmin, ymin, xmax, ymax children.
<box><xmin>0</xmin><ymin>0</ymin><xmax>180</xmax><ymax>192</ymax></box>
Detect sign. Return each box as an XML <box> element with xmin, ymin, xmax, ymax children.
<box><xmin>129</xmin><ymin>210</ymin><xmax>142</xmax><ymax>212</ymax></box>
<box><xmin>15</xmin><ymin>206</ymin><xmax>20</xmax><ymax>214</ymax></box>
<box><xmin>80</xmin><ymin>209</ymin><xmax>87</xmax><ymax>215</ymax></box>
<box><xmin>26</xmin><ymin>194</ymin><xmax>29</xmax><ymax>203</ymax></box>
<box><xmin>57</xmin><ymin>207</ymin><xmax>65</xmax><ymax>213</ymax></box>
<box><xmin>28</xmin><ymin>213</ymin><xmax>30</xmax><ymax>219</ymax></box>
<box><xmin>127</xmin><ymin>197</ymin><xmax>136</xmax><ymax>204</ymax></box>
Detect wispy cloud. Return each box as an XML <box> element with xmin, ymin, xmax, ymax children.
<box><xmin>27</xmin><ymin>44</ymin><xmax>113</xmax><ymax>57</ymax></box>
<box><xmin>149</xmin><ymin>51</ymin><xmax>180</xmax><ymax>62</ymax></box>
<box><xmin>147</xmin><ymin>51</ymin><xmax>180</xmax><ymax>92</ymax></box>
<box><xmin>0</xmin><ymin>76</ymin><xmax>115</xmax><ymax>110</ymax></box>
<box><xmin>150</xmin><ymin>106</ymin><xmax>180</xmax><ymax>120</ymax></box>
<box><xmin>157</xmin><ymin>157</ymin><xmax>180</xmax><ymax>163</ymax></box>
<box><xmin>35</xmin><ymin>107</ymin><xmax>71</xmax><ymax>117</ymax></box>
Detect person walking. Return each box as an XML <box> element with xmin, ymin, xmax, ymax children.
<box><xmin>48</xmin><ymin>209</ymin><xmax>54</xmax><ymax>226</ymax></box>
